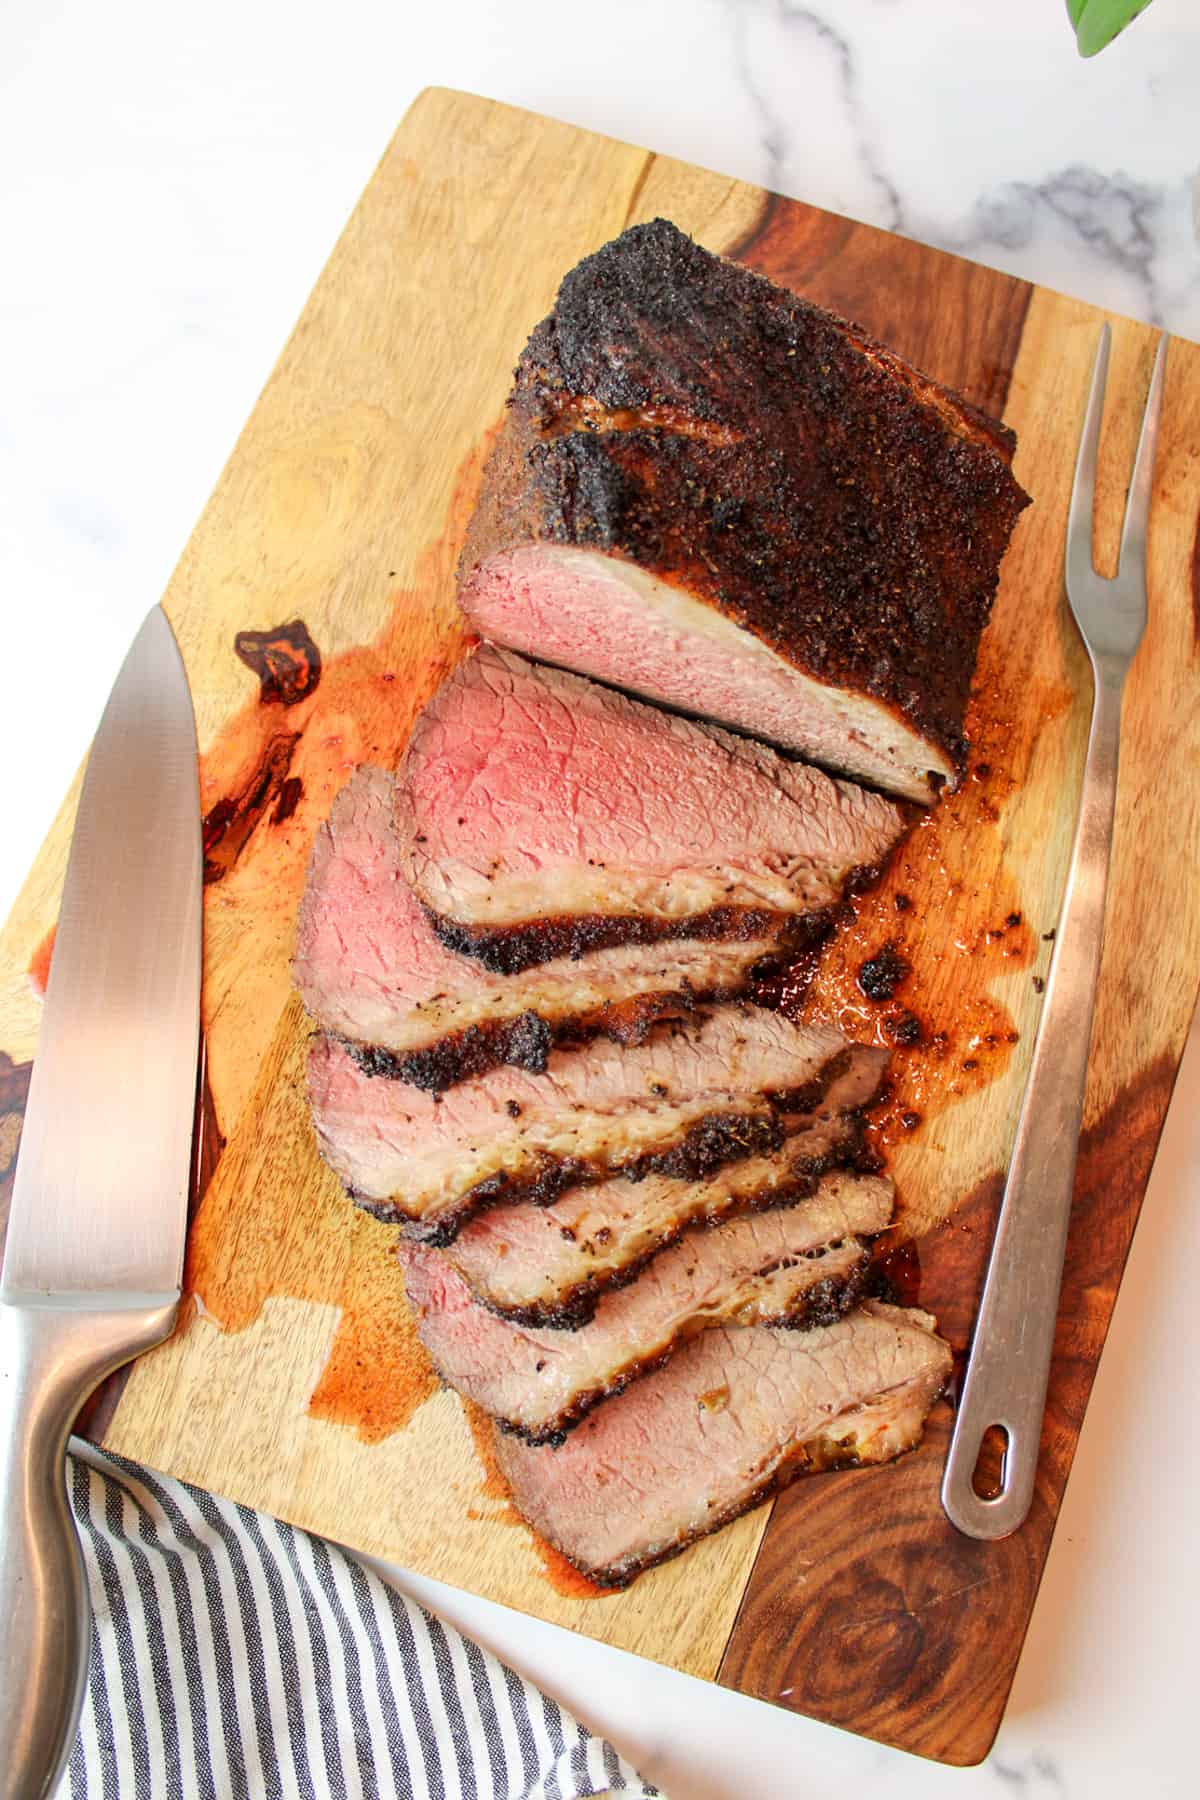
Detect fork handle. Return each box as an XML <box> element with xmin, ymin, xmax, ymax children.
<box><xmin>942</xmin><ymin>658</ymin><xmax>1124</xmax><ymax>1538</ymax></box>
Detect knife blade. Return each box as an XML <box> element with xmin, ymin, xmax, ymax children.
<box><xmin>0</xmin><ymin>605</ymin><xmax>201</xmax><ymax>1798</ymax></box>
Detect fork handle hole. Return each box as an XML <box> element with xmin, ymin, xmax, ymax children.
<box><xmin>971</xmin><ymin>1423</ymin><xmax>1011</xmax><ymax>1501</ymax></box>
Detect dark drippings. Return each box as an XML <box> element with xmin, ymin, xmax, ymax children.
<box><xmin>857</xmin><ymin>943</ymin><xmax>911</xmax><ymax>1002</ymax></box>
<box><xmin>234</xmin><ymin>620</ymin><xmax>323</xmax><ymax>707</ymax></box>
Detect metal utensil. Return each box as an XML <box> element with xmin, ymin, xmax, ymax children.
<box><xmin>942</xmin><ymin>326</ymin><xmax>1168</xmax><ymax>1539</ymax></box>
<box><xmin>0</xmin><ymin>607</ymin><xmax>201</xmax><ymax>1796</ymax></box>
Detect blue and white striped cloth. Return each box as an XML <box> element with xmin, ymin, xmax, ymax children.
<box><xmin>59</xmin><ymin>1441</ymin><xmax>660</xmax><ymax>1800</ymax></box>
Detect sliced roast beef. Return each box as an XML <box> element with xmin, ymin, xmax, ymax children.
<box><xmin>402</xmin><ymin>1171</ymin><xmax>892</xmax><ymax>1442</ymax></box>
<box><xmin>295</xmin><ymin>764</ymin><xmax>792</xmax><ymax>1090</ymax></box>
<box><xmin>394</xmin><ymin>645</ymin><xmax>902</xmax><ymax>973</ymax></box>
<box><xmin>457</xmin><ymin>218</ymin><xmax>1030</xmax><ymax>802</ymax></box>
<box><xmin>446</xmin><ymin>1047</ymin><xmax>887</xmax><ymax>1325</ymax></box>
<box><xmin>495</xmin><ymin>1302</ymin><xmax>951</xmax><ymax>1585</ymax></box>
<box><xmin>307</xmin><ymin>1006</ymin><xmax>865</xmax><ymax>1240</ymax></box>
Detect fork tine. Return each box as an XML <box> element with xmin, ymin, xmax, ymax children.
<box><xmin>1066</xmin><ymin>324</ymin><xmax>1111</xmax><ymax>599</ymax></box>
<box><xmin>1117</xmin><ymin>332</ymin><xmax>1169</xmax><ymax>584</ymax></box>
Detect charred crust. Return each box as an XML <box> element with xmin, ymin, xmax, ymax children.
<box><xmin>341</xmin><ymin>1010</ymin><xmax>554</xmax><ymax>1089</ymax></box>
<box><xmin>424</xmin><ymin>900</ymin><xmax>834</xmax><ymax>977</ymax></box>
<box><xmin>458</xmin><ymin>1113</ymin><xmax>875</xmax><ymax>1329</ymax></box>
<box><xmin>486</xmin><ymin>1246</ymin><xmax>871</xmax><ymax>1446</ymax></box>
<box><xmin>765</xmin><ymin>1248</ymin><xmax>871</xmax><ymax>1332</ymax></box>
<box><xmin>333</xmin><ymin>958</ymin><xmax>798</xmax><ymax>1094</ymax></box>
<box><xmin>459</xmin><ymin>217</ymin><xmax>1030</xmax><ymax>773</ymax></box>
<box><xmin>359</xmin><ymin>1109</ymin><xmax>788</xmax><ymax>1244</ymax></box>
<box><xmin>343</xmin><ymin>1049</ymin><xmax>880</xmax><ymax>1243</ymax></box>
<box><xmin>628</xmin><ymin>1110</ymin><xmax>785</xmax><ymax>1181</ymax></box>
<box><xmin>349</xmin><ymin>1193</ymin><xmax>422</xmax><ymax>1228</ymax></box>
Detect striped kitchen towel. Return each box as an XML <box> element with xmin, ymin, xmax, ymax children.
<box><xmin>59</xmin><ymin>1440</ymin><xmax>660</xmax><ymax>1800</ymax></box>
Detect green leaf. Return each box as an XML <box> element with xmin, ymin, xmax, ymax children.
<box><xmin>1065</xmin><ymin>0</ymin><xmax>1155</xmax><ymax>57</ymax></box>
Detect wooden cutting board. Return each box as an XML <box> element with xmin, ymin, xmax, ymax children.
<box><xmin>2</xmin><ymin>88</ymin><xmax>1199</xmax><ymax>1768</ymax></box>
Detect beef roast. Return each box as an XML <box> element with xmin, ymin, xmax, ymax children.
<box><xmin>457</xmin><ymin>219</ymin><xmax>1030</xmax><ymax>802</ymax></box>
<box><xmin>394</xmin><ymin>645</ymin><xmax>902</xmax><ymax>972</ymax></box>
<box><xmin>495</xmin><ymin>1302</ymin><xmax>952</xmax><ymax>1585</ymax></box>
<box><xmin>307</xmin><ymin>1007</ymin><xmax>864</xmax><ymax>1240</ymax></box>
<box><xmin>402</xmin><ymin>1171</ymin><xmax>892</xmax><ymax>1442</ymax></box>
<box><xmin>295</xmin><ymin>764</ymin><xmax>791</xmax><ymax>1090</ymax></box>
<box><xmin>445</xmin><ymin>1047</ymin><xmax>887</xmax><ymax>1325</ymax></box>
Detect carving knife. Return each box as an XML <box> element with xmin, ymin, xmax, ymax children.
<box><xmin>0</xmin><ymin>607</ymin><xmax>202</xmax><ymax>1796</ymax></box>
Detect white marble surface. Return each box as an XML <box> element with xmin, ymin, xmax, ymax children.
<box><xmin>2</xmin><ymin>0</ymin><xmax>1199</xmax><ymax>1792</ymax></box>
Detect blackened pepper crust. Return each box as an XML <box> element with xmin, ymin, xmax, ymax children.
<box><xmin>424</xmin><ymin>897</ymin><xmax>834</xmax><ymax>976</ymax></box>
<box><xmin>344</xmin><ymin>1042</ymin><xmax>868</xmax><ymax>1244</ymax></box>
<box><xmin>341</xmin><ymin>1010</ymin><xmax>554</xmax><ymax>1090</ymax></box>
<box><xmin>459</xmin><ymin>217</ymin><xmax>1030</xmax><ymax>773</ymax></box>
<box><xmin>335</xmin><ymin>952</ymin><xmax>791</xmax><ymax>1093</ymax></box>
<box><xmin>489</xmin><ymin>1243</ymin><xmax>872</xmax><ymax>1447</ymax></box>
<box><xmin>353</xmin><ymin>1109</ymin><xmax>788</xmax><ymax>1244</ymax></box>
<box><xmin>459</xmin><ymin>1114</ymin><xmax>874</xmax><ymax>1330</ymax></box>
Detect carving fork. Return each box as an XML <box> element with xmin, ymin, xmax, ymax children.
<box><xmin>942</xmin><ymin>325</ymin><xmax>1169</xmax><ymax>1537</ymax></box>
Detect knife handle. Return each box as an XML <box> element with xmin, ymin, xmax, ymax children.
<box><xmin>0</xmin><ymin>1294</ymin><xmax>177</xmax><ymax>1800</ymax></box>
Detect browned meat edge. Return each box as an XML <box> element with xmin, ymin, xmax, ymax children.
<box><xmin>355</xmin><ymin>1106</ymin><xmax>791</xmax><ymax>1244</ymax></box>
<box><xmin>472</xmin><ymin>1113</ymin><xmax>876</xmax><ymax>1329</ymax></box>
<box><xmin>342</xmin><ymin>1011</ymin><xmax>554</xmax><ymax>1089</ymax></box>
<box><xmin>519</xmin><ymin>1389</ymin><xmax>946</xmax><ymax>1589</ymax></box>
<box><xmin>496</xmin><ymin>1242</ymin><xmax>872</xmax><ymax>1446</ymax></box>
<box><xmin>459</xmin><ymin>218</ymin><xmax>1031</xmax><ymax>774</ymax></box>
<box><xmin>424</xmin><ymin>899</ymin><xmax>834</xmax><ymax>977</ymax></box>
<box><xmin>338</xmin><ymin>944</ymin><xmax>793</xmax><ymax>1090</ymax></box>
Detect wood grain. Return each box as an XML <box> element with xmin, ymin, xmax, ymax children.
<box><xmin>1</xmin><ymin>88</ymin><xmax>1198</xmax><ymax>1763</ymax></box>
<box><xmin>718</xmin><ymin>277</ymin><xmax>1200</xmax><ymax>1759</ymax></box>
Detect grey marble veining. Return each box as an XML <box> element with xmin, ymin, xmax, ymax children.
<box><xmin>725</xmin><ymin>0</ymin><xmax>1200</xmax><ymax>334</ymax></box>
<box><xmin>2</xmin><ymin>4</ymin><xmax>1199</xmax><ymax>1796</ymax></box>
<box><xmin>991</xmin><ymin>1749</ymin><xmax>1067</xmax><ymax>1794</ymax></box>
